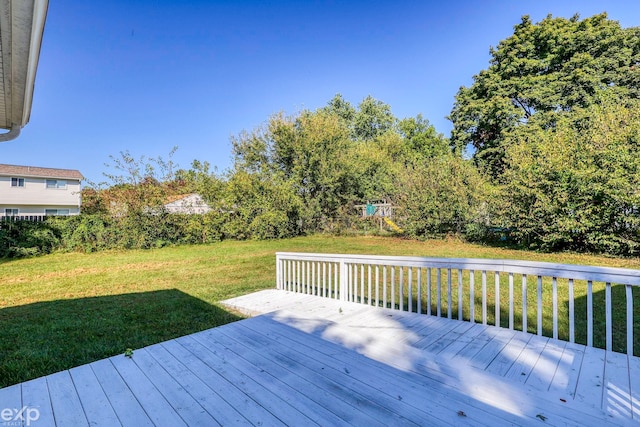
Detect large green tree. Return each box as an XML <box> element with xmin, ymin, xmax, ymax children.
<box><xmin>449</xmin><ymin>13</ymin><xmax>640</xmax><ymax>177</ymax></box>
<box><xmin>500</xmin><ymin>92</ymin><xmax>640</xmax><ymax>254</ymax></box>
<box><xmin>397</xmin><ymin>114</ymin><xmax>450</xmax><ymax>160</ymax></box>
<box><xmin>353</xmin><ymin>95</ymin><xmax>396</xmax><ymax>141</ymax></box>
<box><xmin>231</xmin><ymin>108</ymin><xmax>357</xmax><ymax>231</ymax></box>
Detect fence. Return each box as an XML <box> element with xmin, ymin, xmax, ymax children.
<box><xmin>0</xmin><ymin>215</ymin><xmax>47</xmax><ymax>222</ymax></box>
<box><xmin>276</xmin><ymin>252</ymin><xmax>640</xmax><ymax>356</ymax></box>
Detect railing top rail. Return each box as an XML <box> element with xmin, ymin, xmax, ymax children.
<box><xmin>276</xmin><ymin>252</ymin><xmax>640</xmax><ymax>285</ymax></box>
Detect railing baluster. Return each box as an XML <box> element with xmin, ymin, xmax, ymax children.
<box><xmin>470</xmin><ymin>270</ymin><xmax>475</xmax><ymax>324</ymax></box>
<box><xmin>508</xmin><ymin>273</ymin><xmax>514</xmax><ymax>330</ymax></box>
<box><xmin>289</xmin><ymin>260</ymin><xmax>293</xmax><ymax>291</ymax></box>
<box><xmin>427</xmin><ymin>268</ymin><xmax>432</xmax><ymax>316</ymax></box>
<box><xmin>552</xmin><ymin>277</ymin><xmax>558</xmax><ymax>340</ymax></box>
<box><xmin>368</xmin><ymin>265</ymin><xmax>372</xmax><ymax>305</ymax></box>
<box><xmin>322</xmin><ymin>262</ymin><xmax>327</xmax><ymax>297</ymax></box>
<box><xmin>356</xmin><ymin>264</ymin><xmax>360</xmax><ymax>302</ymax></box>
<box><xmin>303</xmin><ymin>260</ymin><xmax>307</xmax><ymax>294</ymax></box>
<box><xmin>360</xmin><ymin>264</ymin><xmax>365</xmax><ymax>304</ymax></box>
<box><xmin>522</xmin><ymin>275</ymin><xmax>527</xmax><ymax>333</ymax></box>
<box><xmin>391</xmin><ymin>267</ymin><xmax>396</xmax><ymax>310</ymax></box>
<box><xmin>537</xmin><ymin>276</ymin><xmax>543</xmax><ymax>336</ymax></box>
<box><xmin>375</xmin><ymin>265</ymin><xmax>380</xmax><ymax>307</ymax></box>
<box><xmin>606</xmin><ymin>282</ymin><xmax>612</xmax><ymax>351</ymax></box>
<box><xmin>568</xmin><ymin>279</ymin><xmax>574</xmax><ymax>343</ymax></box>
<box><xmin>302</xmin><ymin>261</ymin><xmax>306</xmax><ymax>294</ymax></box>
<box><xmin>383</xmin><ymin>265</ymin><xmax>388</xmax><ymax>308</ymax></box>
<box><xmin>333</xmin><ymin>262</ymin><xmax>337</xmax><ymax>298</ymax></box>
<box><xmin>348</xmin><ymin>263</ymin><xmax>356</xmax><ymax>302</ymax></box>
<box><xmin>437</xmin><ymin>268</ymin><xmax>442</xmax><ymax>318</ymax></box>
<box><xmin>328</xmin><ymin>262</ymin><xmax>332</xmax><ymax>298</ymax></box>
<box><xmin>276</xmin><ymin>256</ymin><xmax>282</xmax><ymax>289</ymax></box>
<box><xmin>399</xmin><ymin>267</ymin><xmax>404</xmax><ymax>312</ymax></box>
<box><xmin>495</xmin><ymin>272</ymin><xmax>500</xmax><ymax>327</ymax></box>
<box><xmin>311</xmin><ymin>262</ymin><xmax>316</xmax><ymax>296</ymax></box>
<box><xmin>482</xmin><ymin>270</ymin><xmax>487</xmax><ymax>325</ymax></box>
<box><xmin>338</xmin><ymin>261</ymin><xmax>342</xmax><ymax>299</ymax></box>
<box><xmin>333</xmin><ymin>262</ymin><xmax>338</xmax><ymax>298</ymax></box>
<box><xmin>282</xmin><ymin>257</ymin><xmax>285</xmax><ymax>290</ymax></box>
<box><xmin>458</xmin><ymin>269</ymin><xmax>463</xmax><ymax>321</ymax></box>
<box><xmin>447</xmin><ymin>269</ymin><xmax>452</xmax><ymax>319</ymax></box>
<box><xmin>351</xmin><ymin>264</ymin><xmax>355</xmax><ymax>302</ymax></box>
<box><xmin>408</xmin><ymin>268</ymin><xmax>413</xmax><ymax>313</ymax></box>
<box><xmin>587</xmin><ymin>280</ymin><xmax>593</xmax><ymax>347</ymax></box>
<box><xmin>417</xmin><ymin>268</ymin><xmax>422</xmax><ymax>314</ymax></box>
<box><xmin>626</xmin><ymin>284</ymin><xmax>633</xmax><ymax>356</ymax></box>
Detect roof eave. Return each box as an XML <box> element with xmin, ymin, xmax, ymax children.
<box><xmin>0</xmin><ymin>0</ymin><xmax>49</xmax><ymax>141</ymax></box>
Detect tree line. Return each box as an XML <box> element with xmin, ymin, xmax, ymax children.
<box><xmin>3</xmin><ymin>12</ymin><xmax>640</xmax><ymax>257</ymax></box>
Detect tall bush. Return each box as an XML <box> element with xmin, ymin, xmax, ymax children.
<box><xmin>0</xmin><ymin>219</ymin><xmax>61</xmax><ymax>257</ymax></box>
<box><xmin>394</xmin><ymin>154</ymin><xmax>489</xmax><ymax>238</ymax></box>
<box><xmin>500</xmin><ymin>93</ymin><xmax>640</xmax><ymax>254</ymax></box>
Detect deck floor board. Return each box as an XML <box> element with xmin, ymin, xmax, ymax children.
<box><xmin>5</xmin><ymin>289</ymin><xmax>639</xmax><ymax>426</ymax></box>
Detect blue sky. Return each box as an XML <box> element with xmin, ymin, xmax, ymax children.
<box><xmin>3</xmin><ymin>0</ymin><xmax>639</xmax><ymax>184</ymax></box>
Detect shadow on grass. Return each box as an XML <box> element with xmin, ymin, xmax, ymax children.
<box><xmin>0</xmin><ymin>289</ymin><xmax>243</xmax><ymax>388</ymax></box>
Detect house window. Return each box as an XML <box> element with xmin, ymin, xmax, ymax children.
<box><xmin>5</xmin><ymin>208</ymin><xmax>18</xmax><ymax>216</ymax></box>
<box><xmin>45</xmin><ymin>209</ymin><xmax>70</xmax><ymax>216</ymax></box>
<box><xmin>11</xmin><ymin>177</ymin><xmax>25</xmax><ymax>187</ymax></box>
<box><xmin>46</xmin><ymin>179</ymin><xmax>67</xmax><ymax>189</ymax></box>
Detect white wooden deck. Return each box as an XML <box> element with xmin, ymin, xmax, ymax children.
<box><xmin>3</xmin><ymin>289</ymin><xmax>639</xmax><ymax>426</ymax></box>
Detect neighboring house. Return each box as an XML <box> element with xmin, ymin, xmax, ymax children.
<box><xmin>0</xmin><ymin>164</ymin><xmax>83</xmax><ymax>217</ymax></box>
<box><xmin>164</xmin><ymin>194</ymin><xmax>211</xmax><ymax>214</ymax></box>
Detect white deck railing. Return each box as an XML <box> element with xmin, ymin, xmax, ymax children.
<box><xmin>276</xmin><ymin>252</ymin><xmax>640</xmax><ymax>356</ymax></box>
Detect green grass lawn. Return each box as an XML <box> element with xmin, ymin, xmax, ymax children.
<box><xmin>2</xmin><ymin>235</ymin><xmax>640</xmax><ymax>388</ymax></box>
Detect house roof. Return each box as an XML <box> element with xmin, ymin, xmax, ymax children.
<box><xmin>165</xmin><ymin>194</ymin><xmax>194</xmax><ymax>204</ymax></box>
<box><xmin>164</xmin><ymin>193</ymin><xmax>208</xmax><ymax>205</ymax></box>
<box><xmin>0</xmin><ymin>0</ymin><xmax>49</xmax><ymax>141</ymax></box>
<box><xmin>0</xmin><ymin>163</ymin><xmax>83</xmax><ymax>180</ymax></box>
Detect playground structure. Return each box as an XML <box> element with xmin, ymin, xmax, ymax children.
<box><xmin>354</xmin><ymin>200</ymin><xmax>403</xmax><ymax>232</ymax></box>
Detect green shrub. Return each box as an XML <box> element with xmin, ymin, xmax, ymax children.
<box><xmin>0</xmin><ymin>220</ymin><xmax>60</xmax><ymax>258</ymax></box>
<box><xmin>395</xmin><ymin>155</ymin><xmax>488</xmax><ymax>239</ymax></box>
<box><xmin>54</xmin><ymin>214</ymin><xmax>112</xmax><ymax>253</ymax></box>
<box><xmin>249</xmin><ymin>211</ymin><xmax>291</xmax><ymax>239</ymax></box>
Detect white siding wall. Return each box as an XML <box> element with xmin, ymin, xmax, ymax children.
<box><xmin>164</xmin><ymin>194</ymin><xmax>211</xmax><ymax>214</ymax></box>
<box><xmin>0</xmin><ymin>176</ymin><xmax>82</xmax><ymax>210</ymax></box>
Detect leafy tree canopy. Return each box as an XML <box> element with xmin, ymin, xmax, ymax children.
<box><xmin>449</xmin><ymin>13</ymin><xmax>640</xmax><ymax>177</ymax></box>
<box><xmin>499</xmin><ymin>91</ymin><xmax>640</xmax><ymax>254</ymax></box>
<box><xmin>230</xmin><ymin>94</ymin><xmax>451</xmax><ymax>232</ymax></box>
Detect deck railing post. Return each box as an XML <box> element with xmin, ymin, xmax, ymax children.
<box><xmin>276</xmin><ymin>253</ymin><xmax>282</xmax><ymax>290</ymax></box>
<box><xmin>340</xmin><ymin>259</ymin><xmax>347</xmax><ymax>301</ymax></box>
